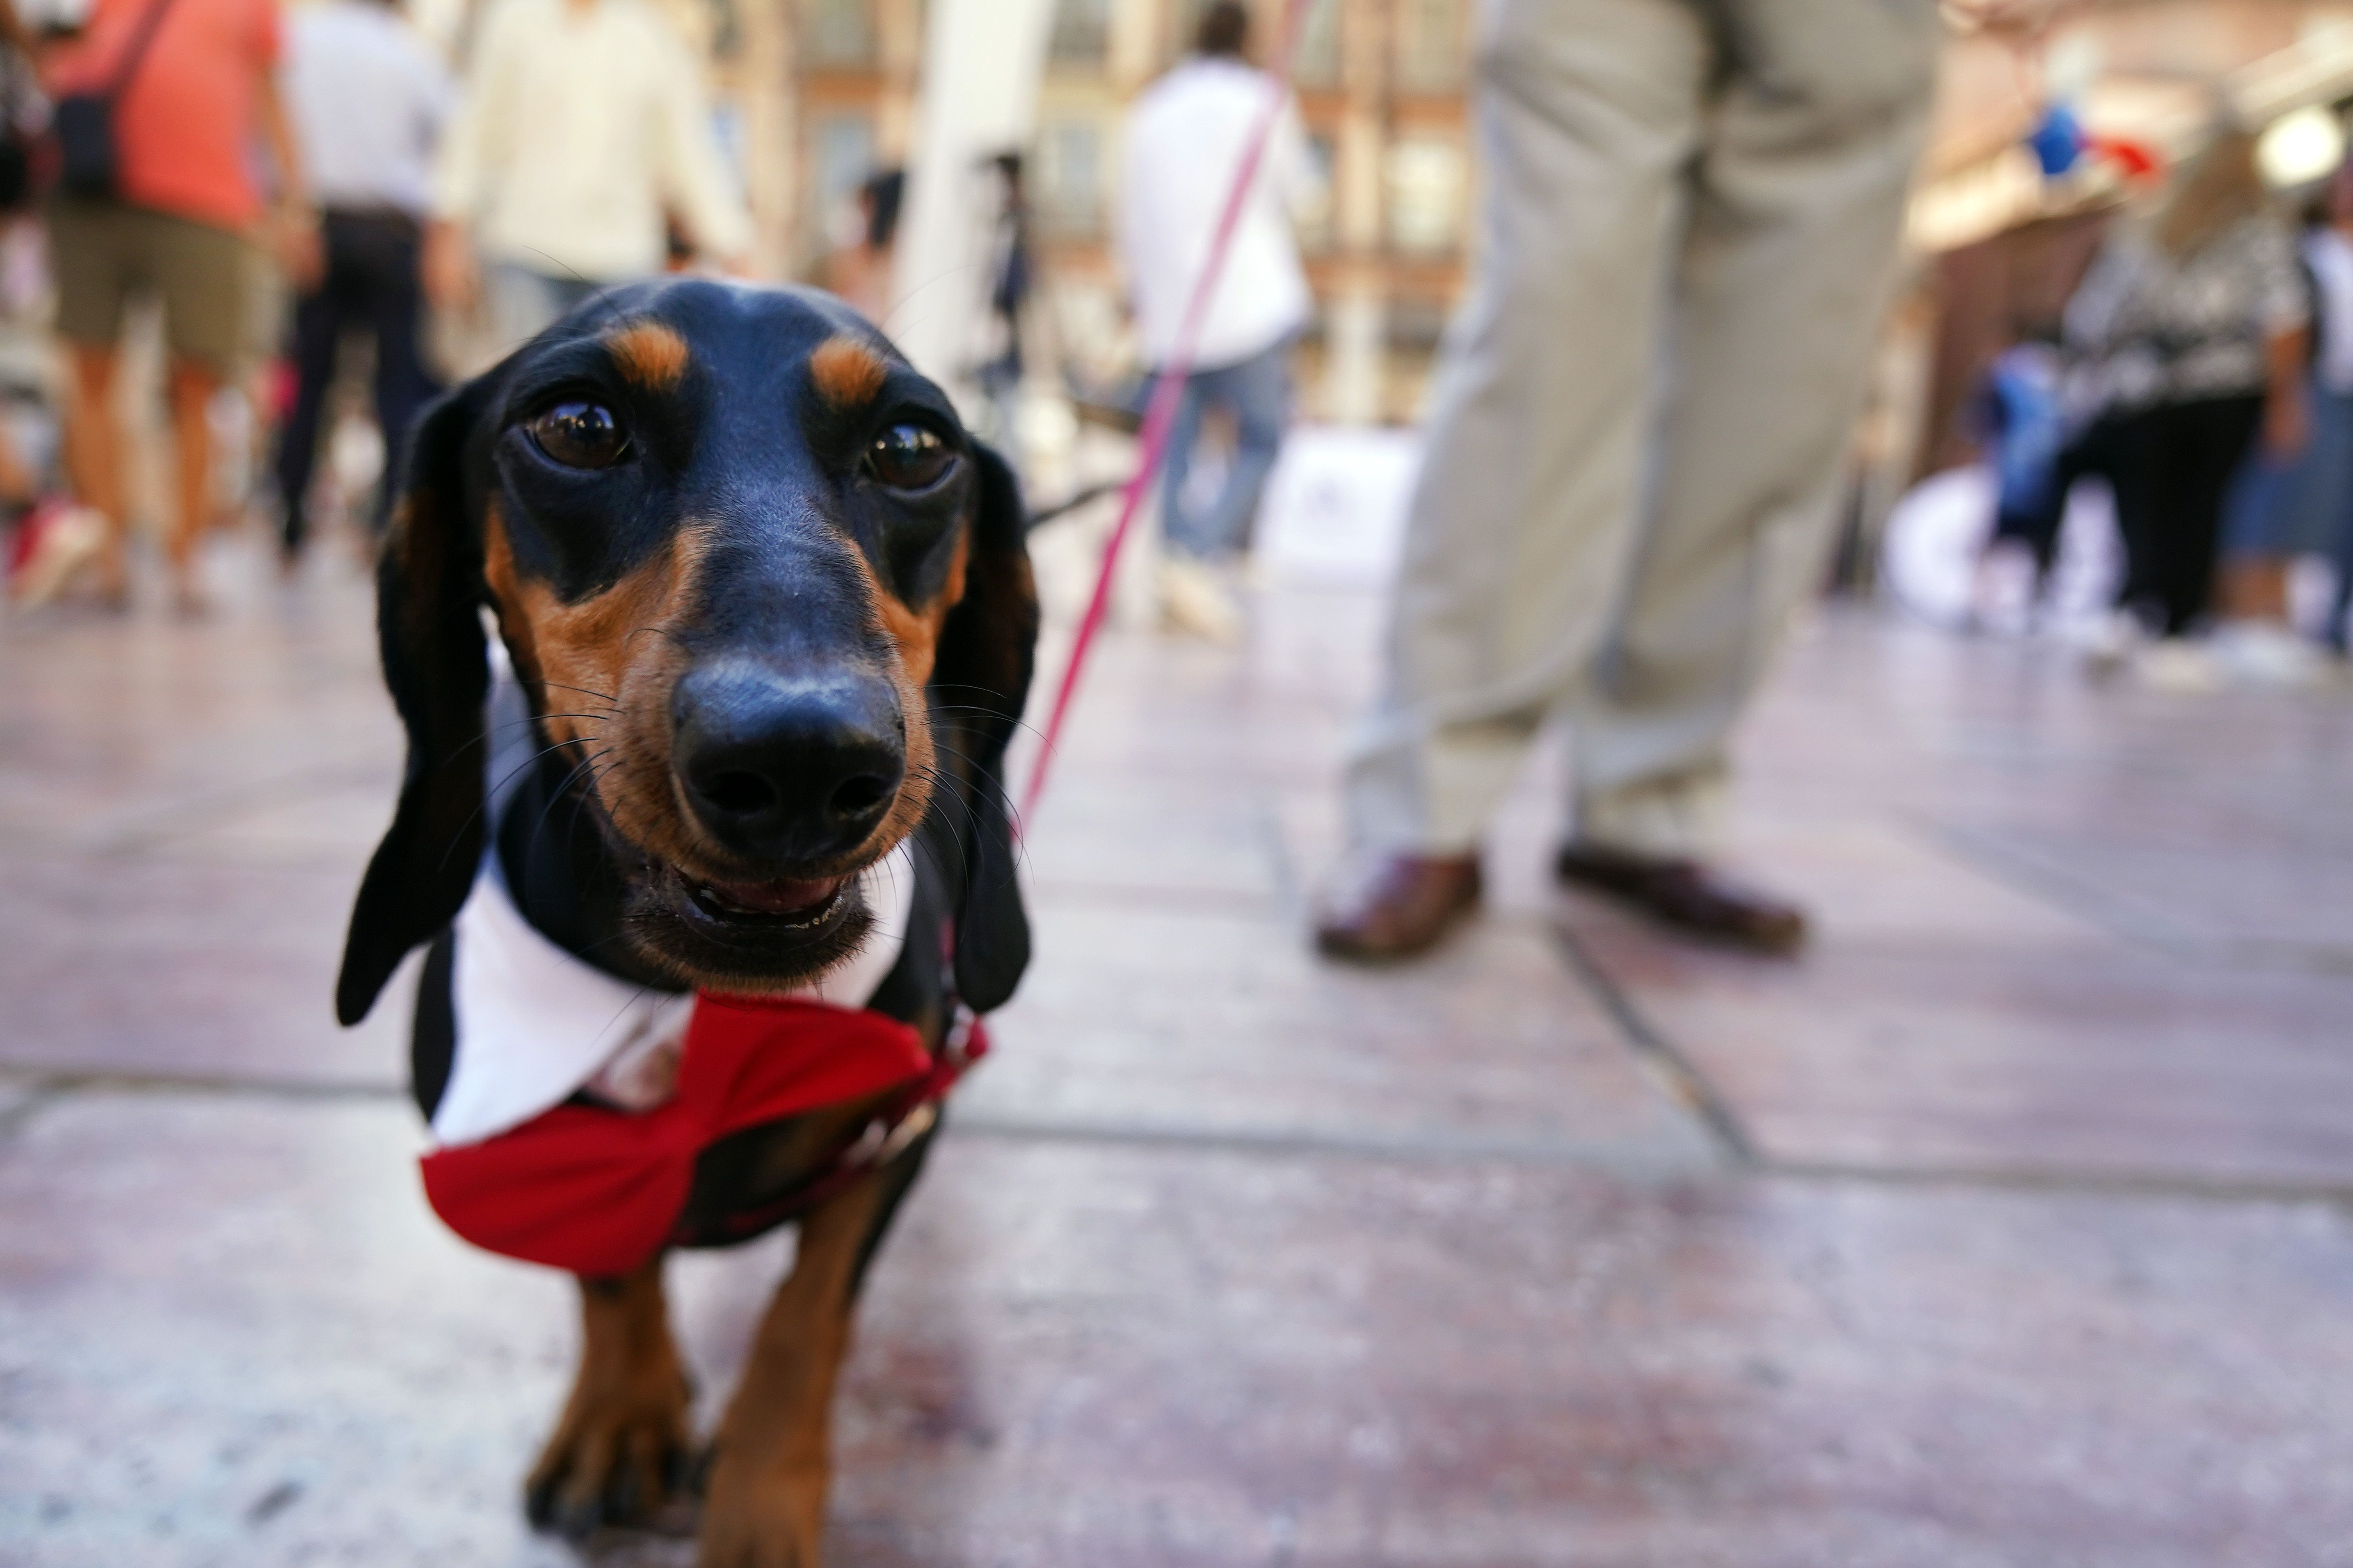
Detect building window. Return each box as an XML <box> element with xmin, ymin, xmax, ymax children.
<box><xmin>1384</xmin><ymin>135</ymin><xmax>1464</xmax><ymax>254</ymax></box>
<box><xmin>804</xmin><ymin>0</ymin><xmax>875</xmax><ymax>69</ymax></box>
<box><xmin>812</xmin><ymin>113</ymin><xmax>878</xmax><ymax>241</ymax></box>
<box><xmin>1048</xmin><ymin>0</ymin><xmax>1110</xmax><ymax>69</ymax></box>
<box><xmin>1384</xmin><ymin>295</ymin><xmax>1451</xmax><ymax>354</ymax></box>
<box><xmin>1036</xmin><ymin>119</ymin><xmax>1105</xmax><ymax>236</ymax></box>
<box><xmin>1297</xmin><ymin>130</ymin><xmax>1336</xmax><ymax>251</ymax></box>
<box><xmin>1293</xmin><ymin>0</ymin><xmax>1341</xmax><ymax>87</ymax></box>
<box><xmin>1394</xmin><ymin>0</ymin><xmax>1464</xmax><ymax>93</ymax></box>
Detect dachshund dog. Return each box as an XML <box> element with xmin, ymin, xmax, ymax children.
<box><xmin>334</xmin><ymin>279</ymin><xmax>1035</xmax><ymax>1563</ymax></box>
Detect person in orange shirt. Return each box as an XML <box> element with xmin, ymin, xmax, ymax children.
<box><xmin>43</xmin><ymin>0</ymin><xmax>315</xmax><ymax>611</ymax></box>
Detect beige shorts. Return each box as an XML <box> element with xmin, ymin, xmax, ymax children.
<box><xmin>49</xmin><ymin>198</ymin><xmax>251</xmax><ymax>377</ymax></box>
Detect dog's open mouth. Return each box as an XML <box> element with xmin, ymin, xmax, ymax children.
<box><xmin>630</xmin><ymin>858</ymin><xmax>871</xmax><ymax>988</ymax></box>
<box><xmin>629</xmin><ymin>852</ymin><xmax>882</xmax><ymax>990</ymax></box>
<box><xmin>681</xmin><ymin>872</ymin><xmax>849</xmax><ymax>929</ymax></box>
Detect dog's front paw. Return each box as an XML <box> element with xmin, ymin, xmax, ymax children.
<box><xmin>524</xmin><ymin>1358</ymin><xmax>694</xmax><ymax>1540</ymax></box>
<box><xmin>694</xmin><ymin>1455</ymin><xmax>827</xmax><ymax>1568</ymax></box>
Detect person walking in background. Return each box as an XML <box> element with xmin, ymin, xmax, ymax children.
<box><xmin>274</xmin><ymin>0</ymin><xmax>450</xmax><ymax>567</ymax></box>
<box><xmin>43</xmin><ymin>0</ymin><xmax>316</xmax><ymax>612</ymax></box>
<box><xmin>2296</xmin><ymin>156</ymin><xmax>2353</xmax><ymax>656</ymax></box>
<box><xmin>975</xmin><ymin>152</ymin><xmax>1033</xmax><ymax>452</ymax></box>
<box><xmin>1969</xmin><ymin>321</ymin><xmax>2069</xmax><ymax>631</ymax></box>
<box><xmin>2059</xmin><ymin>126</ymin><xmax>2308</xmax><ymax>689</ymax></box>
<box><xmin>423</xmin><ymin>0</ymin><xmax>750</xmax><ymax>347</ymax></box>
<box><xmin>1314</xmin><ymin>0</ymin><xmax>1938</xmax><ymax>962</ymax></box>
<box><xmin>2212</xmin><ymin>153</ymin><xmax>2353</xmax><ymax>670</ymax></box>
<box><xmin>1118</xmin><ymin>0</ymin><xmax>1316</xmax><ymax>639</ymax></box>
<box><xmin>825</xmin><ymin>167</ymin><xmax>903</xmax><ymax>324</ymax></box>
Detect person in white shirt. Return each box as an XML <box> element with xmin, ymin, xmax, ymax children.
<box><xmin>276</xmin><ymin>0</ymin><xmax>452</xmax><ymax>561</ymax></box>
<box><xmin>423</xmin><ymin>0</ymin><xmax>752</xmax><ymax>348</ymax></box>
<box><xmin>1118</xmin><ymin>0</ymin><xmax>1314</xmax><ymax>567</ymax></box>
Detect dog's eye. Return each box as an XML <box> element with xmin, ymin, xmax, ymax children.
<box><xmin>867</xmin><ymin>423</ymin><xmax>951</xmax><ymax>491</ymax></box>
<box><xmin>527</xmin><ymin>401</ymin><xmax>628</xmax><ymax>469</ymax></box>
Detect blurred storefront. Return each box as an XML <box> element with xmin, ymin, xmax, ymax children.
<box><xmin>1908</xmin><ymin>2</ymin><xmax>2353</xmax><ymax>476</ymax></box>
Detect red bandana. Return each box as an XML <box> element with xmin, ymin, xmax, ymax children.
<box><xmin>419</xmin><ymin>994</ymin><xmax>936</xmax><ymax>1277</ymax></box>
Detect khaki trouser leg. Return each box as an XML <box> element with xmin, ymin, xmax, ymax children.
<box><xmin>1567</xmin><ymin>0</ymin><xmax>1939</xmax><ymax>857</ymax></box>
<box><xmin>1344</xmin><ymin>0</ymin><xmax>1711</xmax><ymax>855</ymax></box>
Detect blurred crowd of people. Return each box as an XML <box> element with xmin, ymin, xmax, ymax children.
<box><xmin>1974</xmin><ymin>123</ymin><xmax>2353</xmax><ymax>690</ymax></box>
<box><xmin>3</xmin><ymin>0</ymin><xmax>749</xmax><ymax>614</ymax></box>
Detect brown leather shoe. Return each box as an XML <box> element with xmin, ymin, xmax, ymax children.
<box><xmin>1314</xmin><ymin>853</ymin><xmax>1482</xmax><ymax>963</ymax></box>
<box><xmin>1555</xmin><ymin>841</ymin><xmax>1806</xmax><ymax>955</ymax></box>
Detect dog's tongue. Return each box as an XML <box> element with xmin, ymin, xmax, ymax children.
<box><xmin>705</xmin><ymin>874</ymin><xmax>845</xmax><ymax>915</ymax></box>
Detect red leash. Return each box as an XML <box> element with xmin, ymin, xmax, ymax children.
<box><xmin>1018</xmin><ymin>0</ymin><xmax>1315</xmax><ymax>825</ymax></box>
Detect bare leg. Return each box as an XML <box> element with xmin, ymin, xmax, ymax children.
<box><xmin>526</xmin><ymin>1257</ymin><xmax>694</xmax><ymax>1539</ymax></box>
<box><xmin>61</xmin><ymin>341</ymin><xmax>126</xmax><ymax>601</ymax></box>
<box><xmin>165</xmin><ymin>358</ymin><xmax>219</xmax><ymax>612</ymax></box>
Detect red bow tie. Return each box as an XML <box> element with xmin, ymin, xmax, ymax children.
<box><xmin>419</xmin><ymin>994</ymin><xmax>967</xmax><ymax>1278</ymax></box>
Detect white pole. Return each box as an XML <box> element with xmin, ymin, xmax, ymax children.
<box><xmin>886</xmin><ymin>0</ymin><xmax>1059</xmax><ymax>403</ymax></box>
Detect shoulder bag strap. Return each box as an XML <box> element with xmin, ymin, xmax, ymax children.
<box><xmin>105</xmin><ymin>0</ymin><xmax>180</xmax><ymax>101</ymax></box>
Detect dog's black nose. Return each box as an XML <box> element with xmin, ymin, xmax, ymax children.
<box><xmin>672</xmin><ymin>661</ymin><xmax>905</xmax><ymax>862</ymax></box>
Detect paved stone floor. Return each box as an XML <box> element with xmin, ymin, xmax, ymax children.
<box><xmin>4</xmin><ymin>543</ymin><xmax>2353</xmax><ymax>1567</ymax></box>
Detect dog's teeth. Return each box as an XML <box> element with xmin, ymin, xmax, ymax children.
<box><xmin>690</xmin><ymin>874</ymin><xmax>847</xmax><ymax>921</ymax></box>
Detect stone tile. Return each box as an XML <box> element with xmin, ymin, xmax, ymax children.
<box><xmin>1015</xmin><ymin>775</ymin><xmax>1285</xmax><ymax>904</ymax></box>
<box><xmin>11</xmin><ymin>1096</ymin><xmax>2353</xmax><ymax>1568</ymax></box>
<box><xmin>1934</xmin><ymin>823</ymin><xmax>2353</xmax><ymax>964</ymax></box>
<box><xmin>1509</xmin><ymin>610</ymin><xmax>2353</xmax><ymax>1190</ymax></box>
<box><xmin>0</xmin><ymin>852</ymin><xmax>409</xmax><ymax>1086</ymax></box>
<box><xmin>0</xmin><ymin>579</ymin><xmax>400</xmax><ymax>853</ymax></box>
<box><xmin>123</xmin><ymin>770</ymin><xmax>398</xmax><ymax>869</ymax></box>
<box><xmin>1619</xmin><ymin>818</ymin><xmax>2114</xmax><ymax>951</ymax></box>
<box><xmin>834</xmin><ymin>1140</ymin><xmax>2353</xmax><ymax>1568</ymax></box>
<box><xmin>1564</xmin><ymin>898</ymin><xmax>2353</xmax><ymax>1186</ymax></box>
<box><xmin>0</xmin><ymin>1076</ymin><xmax>41</xmax><ymax>1122</ymax></box>
<box><xmin>0</xmin><ymin>1093</ymin><xmax>579</xmax><ymax>1566</ymax></box>
<box><xmin>1735</xmin><ymin>617</ymin><xmax>2353</xmax><ymax>962</ymax></box>
<box><xmin>1020</xmin><ymin>626</ymin><xmax>1362</xmax><ymax>793</ymax></box>
<box><xmin>970</xmin><ymin>895</ymin><xmax>1716</xmax><ymax>1172</ymax></box>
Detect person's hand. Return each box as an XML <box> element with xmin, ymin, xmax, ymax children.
<box><xmin>2266</xmin><ymin>387</ymin><xmax>2310</xmax><ymax>461</ymax></box>
<box><xmin>423</xmin><ymin>220</ymin><xmax>480</xmax><ymax>313</ymax></box>
<box><xmin>274</xmin><ymin>204</ymin><xmax>324</xmax><ymax>294</ymax></box>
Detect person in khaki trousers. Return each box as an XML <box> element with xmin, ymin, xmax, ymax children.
<box><xmin>1316</xmin><ymin>0</ymin><xmax>1940</xmax><ymax>961</ymax></box>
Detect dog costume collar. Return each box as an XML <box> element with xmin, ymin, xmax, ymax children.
<box><xmin>416</xmin><ymin>837</ymin><xmax>973</xmax><ymax>1277</ymax></box>
<box><xmin>420</xmin><ymin>993</ymin><xmax>985</xmax><ymax>1278</ymax></box>
<box><xmin>427</xmin><ymin>839</ymin><xmax>919</xmax><ymax>1149</ymax></box>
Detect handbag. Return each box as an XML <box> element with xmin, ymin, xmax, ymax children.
<box><xmin>53</xmin><ymin>0</ymin><xmax>178</xmax><ymax>203</ymax></box>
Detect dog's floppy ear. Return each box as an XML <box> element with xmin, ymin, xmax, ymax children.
<box><xmin>930</xmin><ymin>440</ymin><xmax>1039</xmax><ymax>1013</ymax></box>
<box><xmin>335</xmin><ymin>379</ymin><xmax>496</xmax><ymax>1025</ymax></box>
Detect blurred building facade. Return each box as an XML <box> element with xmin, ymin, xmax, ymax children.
<box><xmin>688</xmin><ymin>0</ymin><xmax>1477</xmax><ymax>423</ymax></box>
<box><xmin>421</xmin><ymin>0</ymin><xmax>2353</xmax><ymax>446</ymax></box>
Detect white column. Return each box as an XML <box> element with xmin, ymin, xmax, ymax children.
<box><xmin>887</xmin><ymin>0</ymin><xmax>1060</xmax><ymax>401</ymax></box>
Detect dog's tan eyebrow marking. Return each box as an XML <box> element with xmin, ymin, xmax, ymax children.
<box><xmin>603</xmin><ymin>320</ymin><xmax>692</xmax><ymax>391</ymax></box>
<box><xmin>809</xmin><ymin>334</ymin><xmax>890</xmax><ymax>409</ymax></box>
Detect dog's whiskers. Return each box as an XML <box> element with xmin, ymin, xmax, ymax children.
<box><xmin>516</xmin><ymin>677</ymin><xmax>621</xmax><ymax>707</ymax></box>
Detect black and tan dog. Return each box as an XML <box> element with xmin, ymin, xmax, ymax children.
<box><xmin>333</xmin><ymin>278</ymin><xmax>1035</xmax><ymax>1563</ymax></box>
